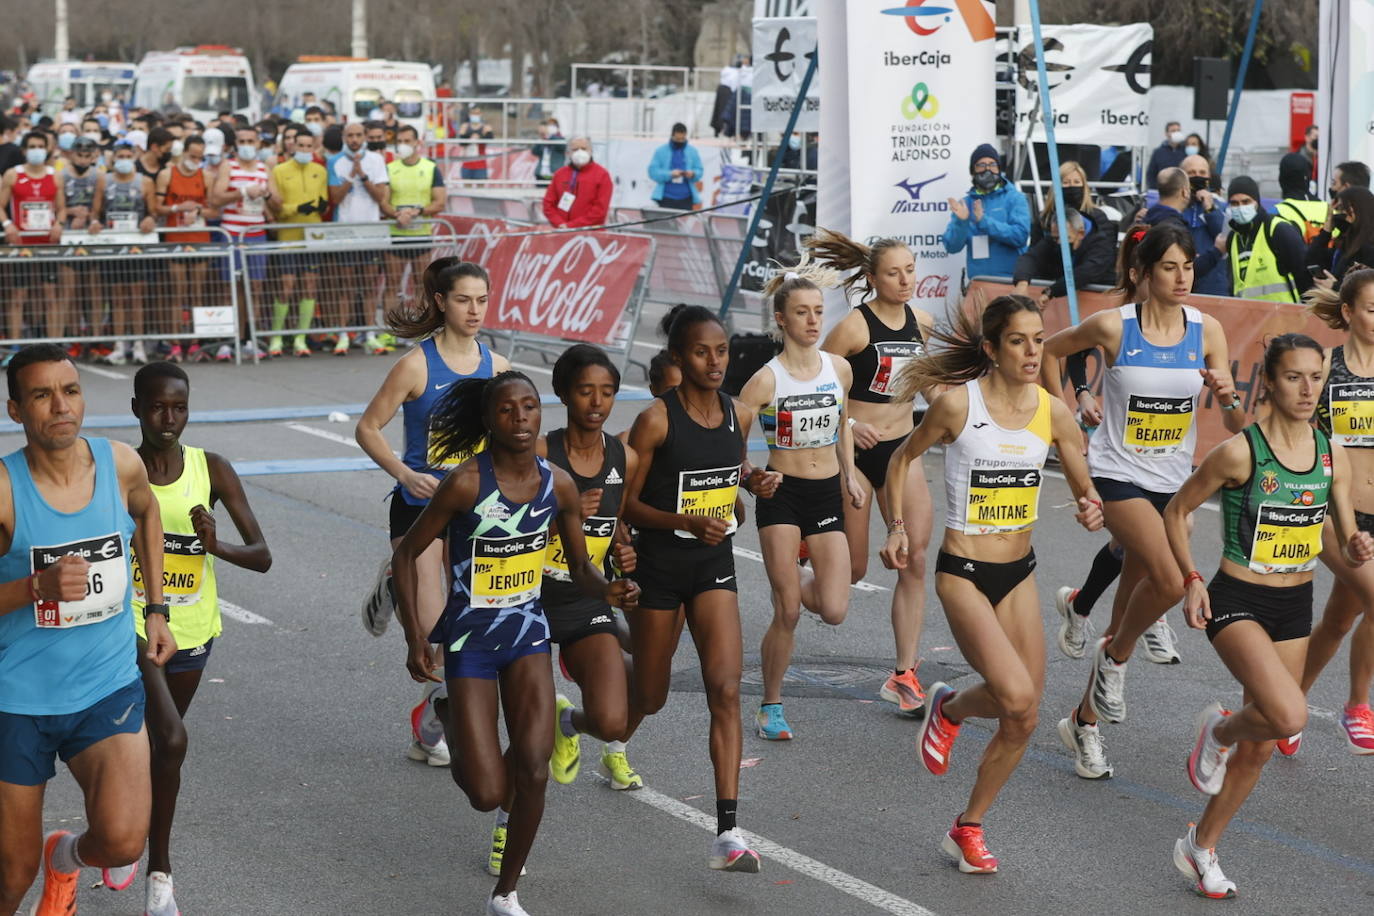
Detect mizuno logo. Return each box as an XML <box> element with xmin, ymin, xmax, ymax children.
<box><xmin>530</xmin><ymin>506</ymin><xmax>551</xmax><ymax>518</ymax></box>
<box><xmin>434</xmin><ymin>382</ymin><xmax>452</xmax><ymax>391</ymax></box>
<box><xmin>1126</xmin><ymin>349</ymin><xmax>1143</xmax><ymax>356</ymax></box>
<box><xmin>111</xmin><ymin>703</ymin><xmax>135</xmax><ymax>727</ymax></box>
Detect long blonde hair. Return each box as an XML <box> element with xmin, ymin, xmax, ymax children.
<box><xmin>803</xmin><ymin>228</ymin><xmax>909</xmax><ymax>304</ymax></box>
<box><xmin>1305</xmin><ymin>268</ymin><xmax>1374</xmax><ymax>330</ymax></box>
<box><xmin>1040</xmin><ymin>161</ymin><xmax>1095</xmax><ymax>224</ymax></box>
<box><xmin>761</xmin><ymin>253</ymin><xmax>842</xmax><ymax>340</ymax></box>
<box><xmin>890</xmin><ymin>295</ymin><xmax>1040</xmax><ymax>402</ymax></box>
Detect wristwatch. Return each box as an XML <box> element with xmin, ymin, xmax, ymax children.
<box><xmin>143</xmin><ymin>602</ymin><xmax>170</xmax><ymax>621</ymax></box>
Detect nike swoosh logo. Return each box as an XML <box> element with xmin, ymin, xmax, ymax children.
<box><xmin>531</xmin><ymin>639</ymin><xmax>547</xmax><ymax>647</ymax></box>
<box><xmin>434</xmin><ymin>382</ymin><xmax>452</xmax><ymax>391</ymax></box>
<box><xmin>112</xmin><ymin>703</ymin><xmax>135</xmax><ymax>727</ymax></box>
<box><xmin>530</xmin><ymin>506</ymin><xmax>551</xmax><ymax>518</ymax></box>
<box><xmin>715</xmin><ymin>575</ymin><xmax>734</xmax><ymax>584</ymax></box>
<box><xmin>1126</xmin><ymin>349</ymin><xmax>1143</xmax><ymax>356</ymax></box>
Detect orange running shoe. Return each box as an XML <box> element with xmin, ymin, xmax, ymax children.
<box><xmin>879</xmin><ymin>664</ymin><xmax>925</xmax><ymax>714</ymax></box>
<box><xmin>1275</xmin><ymin>732</ymin><xmax>1302</xmax><ymax>757</ymax></box>
<box><xmin>33</xmin><ymin>830</ymin><xmax>79</xmax><ymax>915</ymax></box>
<box><xmin>942</xmin><ymin>819</ymin><xmax>999</xmax><ymax>874</ymax></box>
<box><xmin>917</xmin><ymin>682</ymin><xmax>960</xmax><ymax>775</ymax></box>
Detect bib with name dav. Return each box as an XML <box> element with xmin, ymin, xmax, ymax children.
<box><xmin>1250</xmin><ymin>504</ymin><xmax>1325</xmax><ymax>574</ymax></box>
<box><xmin>29</xmin><ymin>533</ymin><xmax>128</xmax><ymax>629</ymax></box>
<box><xmin>868</xmin><ymin>341</ymin><xmax>923</xmax><ymax>396</ymax></box>
<box><xmin>1328</xmin><ymin>382</ymin><xmax>1374</xmax><ymax>447</ymax></box>
<box><xmin>675</xmin><ymin>466</ymin><xmax>740</xmax><ymax>540</ymax></box>
<box><xmin>1123</xmin><ymin>394</ymin><xmax>1194</xmax><ymax>456</ymax></box>
<box><xmin>131</xmin><ymin>532</ymin><xmax>206</xmax><ymax>606</ymax></box>
<box><xmin>428</xmin><ymin>429</ymin><xmax>486</xmax><ymax>469</ymax></box>
<box><xmin>544</xmin><ymin>516</ymin><xmax>616</xmax><ymax>581</ymax></box>
<box><xmin>470</xmin><ymin>530</ymin><xmax>548</xmax><ymax>607</ymax></box>
<box><xmin>773</xmin><ymin>393</ymin><xmax>840</xmax><ymax>449</ymax></box>
<box><xmin>964</xmin><ymin>468</ymin><xmax>1041</xmax><ymax>535</ymax></box>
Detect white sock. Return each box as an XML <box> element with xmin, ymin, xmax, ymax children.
<box><xmin>605</xmin><ymin>740</ymin><xmax>627</xmax><ymax>753</ymax></box>
<box><xmin>51</xmin><ymin>832</ymin><xmax>85</xmax><ymax>873</ymax></box>
<box><xmin>495</xmin><ymin>807</ymin><xmax>510</xmax><ymax>829</ymax></box>
<box><xmin>104</xmin><ymin>862</ymin><xmax>136</xmax><ymax>884</ymax></box>
<box><xmin>559</xmin><ymin>704</ymin><xmax>578</xmax><ymax>738</ymax></box>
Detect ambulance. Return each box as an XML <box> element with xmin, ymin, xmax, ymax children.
<box><xmin>26</xmin><ymin>60</ymin><xmax>136</xmax><ymax>116</ymax></box>
<box><xmin>274</xmin><ymin>58</ymin><xmax>435</xmax><ymax>131</ymax></box>
<box><xmin>131</xmin><ymin>46</ymin><xmax>259</xmax><ymax>123</ymax></box>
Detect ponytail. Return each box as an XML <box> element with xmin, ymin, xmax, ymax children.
<box><xmin>761</xmin><ymin>253</ymin><xmax>841</xmax><ymax>338</ymax></box>
<box><xmin>1305</xmin><ymin>267</ymin><xmax>1374</xmax><ymax>330</ymax></box>
<box><xmin>426</xmin><ymin>370</ymin><xmax>535</xmax><ymax>467</ymax></box>
<box><xmin>804</xmin><ymin>228</ymin><xmax>908</xmax><ymax>304</ymax></box>
<box><xmin>891</xmin><ymin>295</ymin><xmax>1040</xmax><ymax>401</ymax></box>
<box><xmin>387</xmin><ymin>257</ymin><xmax>491</xmax><ymax>339</ymax></box>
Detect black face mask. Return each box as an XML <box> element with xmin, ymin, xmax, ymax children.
<box><xmin>972</xmin><ymin>170</ymin><xmax>1000</xmax><ymax>192</ymax></box>
<box><xmin>1061</xmin><ymin>186</ymin><xmax>1084</xmax><ymax>210</ymax></box>
<box><xmin>1330</xmin><ymin>186</ymin><xmax>1340</xmax><ymax>199</ymax></box>
<box><xmin>1188</xmin><ymin>175</ymin><xmax>1209</xmax><ymax>192</ymax></box>
<box><xmin>1311</xmin><ymin>138</ymin><xmax>1319</xmax><ymax>151</ymax></box>
<box><xmin>367</xmin><ymin>140</ymin><xmax>385</xmax><ymax>151</ymax></box>
<box><xmin>1333</xmin><ymin>215</ymin><xmax>1352</xmax><ymax>233</ymax></box>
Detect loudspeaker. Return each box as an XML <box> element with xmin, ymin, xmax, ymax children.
<box><xmin>1193</xmin><ymin>58</ymin><xmax>1230</xmax><ymax>121</ymax></box>
<box><xmin>722</xmin><ymin>333</ymin><xmax>778</xmax><ymax>396</ymax></box>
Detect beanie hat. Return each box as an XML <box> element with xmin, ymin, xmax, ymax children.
<box><xmin>1278</xmin><ymin>152</ymin><xmax>1315</xmax><ymax>199</ymax></box>
<box><xmin>1226</xmin><ymin>175</ymin><xmax>1261</xmax><ymax>201</ymax></box>
<box><xmin>969</xmin><ymin>142</ymin><xmax>1001</xmax><ymax>173</ymax></box>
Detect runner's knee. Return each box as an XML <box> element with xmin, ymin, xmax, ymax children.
<box><xmin>770</xmin><ymin>592</ymin><xmax>802</xmax><ymax>631</ymax></box>
<box><xmin>151</xmin><ymin>718</ymin><xmax>189</xmax><ymax>768</ymax></box>
<box><xmin>702</xmin><ymin>672</ymin><xmax>741</xmax><ymax>712</ymax></box>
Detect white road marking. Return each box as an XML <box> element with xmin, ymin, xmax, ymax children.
<box><xmin>731</xmin><ymin>545</ymin><xmax>888</xmax><ymax>592</ymax></box>
<box><xmin>627</xmin><ymin>786</ymin><xmax>938</xmax><ymax>916</ymax></box>
<box><xmin>82</xmin><ymin>364</ymin><xmax>129</xmax><ymax>380</ymax></box>
<box><xmin>220</xmin><ymin>601</ymin><xmax>274</xmax><ymax>626</ymax></box>
<box><xmin>284</xmin><ymin>422</ymin><xmax>362</xmax><ymax>449</ymax></box>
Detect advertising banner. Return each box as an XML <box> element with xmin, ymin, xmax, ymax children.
<box><xmin>844</xmin><ymin>0</ymin><xmax>996</xmax><ymax>312</ymax></box>
<box><xmin>1013</xmin><ymin>23</ymin><xmax>1153</xmax><ymax>147</ymax></box>
<box><xmin>752</xmin><ymin>17</ymin><xmax>820</xmax><ymax>133</ymax></box>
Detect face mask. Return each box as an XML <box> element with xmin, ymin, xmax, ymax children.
<box><xmin>1229</xmin><ymin>203</ymin><xmax>1257</xmax><ymax>226</ymax></box>
<box><xmin>396</xmin><ymin>143</ymin><xmax>415</xmax><ymax>160</ymax></box>
<box><xmin>206</xmin><ymin>153</ymin><xmax>221</xmax><ymax>166</ymax></box>
<box><xmin>1333</xmin><ymin>215</ymin><xmax>1352</xmax><ymax>233</ymax></box>
<box><xmin>788</xmin><ymin>135</ymin><xmax>801</xmax><ymax>151</ymax></box>
<box><xmin>24</xmin><ymin>148</ymin><xmax>46</xmax><ymax>166</ymax></box>
<box><xmin>181</xmin><ymin>158</ymin><xmax>202</xmax><ymax>172</ymax></box>
<box><xmin>257</xmin><ymin>147</ymin><xmax>273</xmax><ymax>162</ymax></box>
<box><xmin>1169</xmin><ymin>130</ymin><xmax>1185</xmax><ymax>144</ymax></box>
<box><xmin>96</xmin><ymin>114</ymin><xmax>109</xmax><ymax>129</ymax></box>
<box><xmin>293</xmin><ymin>150</ymin><xmax>313</xmax><ymax>165</ymax></box>
<box><xmin>1311</xmin><ymin>138</ymin><xmax>1319</xmax><ymax>151</ymax></box>
<box><xmin>972</xmin><ymin>170</ymin><xmax>999</xmax><ymax>191</ymax></box>
<box><xmin>1061</xmin><ymin>186</ymin><xmax>1084</xmax><ymax>209</ymax></box>
<box><xmin>670</xmin><ymin>139</ymin><xmax>685</xmax><ymax>149</ymax></box>
<box><xmin>1188</xmin><ymin>175</ymin><xmax>1209</xmax><ymax>192</ymax></box>
<box><xmin>83</xmin><ymin>131</ymin><xmax>102</xmax><ymax>142</ymax></box>
<box><xmin>570</xmin><ymin>149</ymin><xmax>591</xmax><ymax>168</ymax></box>
<box><xmin>57</xmin><ymin>133</ymin><xmax>76</xmax><ymax>150</ymax></box>
<box><xmin>367</xmin><ymin>140</ymin><xmax>385</xmax><ymax>151</ymax></box>
<box><xmin>71</xmin><ymin>162</ymin><xmax>91</xmax><ymax>174</ymax></box>
<box><xmin>101</xmin><ymin>92</ymin><xmax>113</xmax><ymax>102</ymax></box>
<box><xmin>306</xmin><ymin>121</ymin><xmax>324</xmax><ymax>137</ymax></box>
<box><xmin>113</xmin><ymin>158</ymin><xmax>135</xmax><ymax>175</ymax></box>
<box><xmin>237</xmin><ymin>144</ymin><xmax>256</xmax><ymax>161</ymax></box>
<box><xmin>469</xmin><ymin>114</ymin><xmax>481</xmax><ymax>124</ymax></box>
<box><xmin>1184</xmin><ymin>144</ymin><xmax>1199</xmax><ymax>156</ymax></box>
<box><xmin>170</xmin><ymin>140</ymin><xmax>185</xmax><ymax>158</ymax></box>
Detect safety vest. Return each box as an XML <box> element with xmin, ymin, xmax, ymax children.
<box><xmin>1230</xmin><ymin>218</ymin><xmax>1299</xmax><ymax>303</ymax></box>
<box><xmin>1273</xmin><ymin>198</ymin><xmax>1328</xmax><ymax>244</ymax></box>
<box><xmin>386</xmin><ymin>157</ymin><xmax>437</xmax><ymax>237</ymax></box>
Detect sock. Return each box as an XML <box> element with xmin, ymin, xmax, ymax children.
<box><xmin>1075</xmin><ymin>543</ymin><xmax>1123</xmax><ymax>616</ymax></box>
<box><xmin>269</xmin><ymin>301</ymin><xmax>289</xmax><ymax>332</ymax></box>
<box><xmin>956</xmin><ymin>815</ymin><xmax>982</xmax><ymax>829</ymax></box>
<box><xmin>1073</xmin><ymin>708</ymin><xmax>1093</xmax><ymax>730</ymax></box>
<box><xmin>51</xmin><ymin>832</ymin><xmax>86</xmax><ymax>873</ymax></box>
<box><xmin>296</xmin><ymin>298</ymin><xmax>316</xmax><ymax>333</ymax></box>
<box><xmin>1105</xmin><ymin>650</ymin><xmax>1127</xmax><ymax>667</ymax></box>
<box><xmin>1188</xmin><ymin>829</ymin><xmax>1209</xmax><ymax>856</ymax></box>
<box><xmin>605</xmin><ymin>740</ymin><xmax>627</xmax><ymax>753</ymax></box>
<box><xmin>559</xmin><ymin>704</ymin><xmax>578</xmax><ymax>738</ymax></box>
<box><xmin>495</xmin><ymin>807</ymin><xmax>510</xmax><ymax>829</ymax></box>
<box><xmin>894</xmin><ymin>667</ymin><xmax>908</xmax><ymax>677</ymax></box>
<box><xmin>716</xmin><ymin>799</ymin><xmax>738</xmax><ymax>835</ymax></box>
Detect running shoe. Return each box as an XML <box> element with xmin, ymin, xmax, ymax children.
<box><xmin>1138</xmin><ymin>616</ymin><xmax>1182</xmax><ymax>664</ymax></box>
<box><xmin>101</xmin><ymin>861</ymin><xmax>137</xmax><ymax>891</ymax></box>
<box><xmin>487</xmin><ymin>891</ymin><xmax>531</xmax><ymax>916</ymax></box>
<box><xmin>755</xmin><ymin>703</ymin><xmax>793</xmax><ymax>740</ymax></box>
<box><xmin>32</xmin><ymin>830</ymin><xmax>78</xmax><ymax>916</ymax></box>
<box><xmin>267</xmin><ymin>334</ymin><xmax>284</xmax><ymax>356</ymax></box>
<box><xmin>294</xmin><ymin>342</ymin><xmax>311</xmax><ymax>358</ymax></box>
<box><xmin>797</xmin><ymin>540</ymin><xmax>810</xmax><ymax>567</ymax></box>
<box><xmin>1173</xmin><ymin>823</ymin><xmax>1237</xmax><ymax>899</ymax></box>
<box><xmin>1087</xmin><ymin>636</ymin><xmax>1128</xmax><ymax>723</ymax></box>
<box><xmin>550</xmin><ymin>695</ymin><xmax>581</xmax><ymax>784</ymax></box>
<box><xmin>1275</xmin><ymin>732</ymin><xmax>1302</xmax><ymax>757</ymax></box>
<box><xmin>375</xmin><ymin>331</ymin><xmax>399</xmax><ymax>350</ymax></box>
<box><xmin>360</xmin><ymin>557</ymin><xmax>395</xmax><ymax>636</ymax></box>
<box><xmin>131</xmin><ymin>340</ymin><xmax>148</xmax><ymax>364</ymax></box>
<box><xmin>1187</xmin><ymin>703</ymin><xmax>1231</xmax><ymax>796</ymax></box>
<box><xmin>187</xmin><ymin>343</ymin><xmax>210</xmax><ymax>363</ymax></box>
<box><xmin>709</xmin><ymin>828</ymin><xmax>761</xmax><ymax>873</ymax></box>
<box><xmin>1057</xmin><ymin>713</ymin><xmax>1113</xmax><ymax>779</ymax></box>
<box><xmin>107</xmin><ymin>343</ymin><xmax>129</xmax><ymax>366</ymax></box>
<box><xmin>242</xmin><ymin>340</ymin><xmax>263</xmax><ymax>360</ymax></box>
<box><xmin>599</xmin><ymin>747</ymin><xmax>643</xmax><ymax>790</ymax></box>
<box><xmin>65</xmin><ymin>343</ymin><xmax>84</xmax><ymax>360</ymax></box>
<box><xmin>487</xmin><ymin>824</ymin><xmax>528</xmax><ymax>877</ymax></box>
<box><xmin>1054</xmin><ymin>586</ymin><xmax>1093</xmax><ymax>659</ymax></box>
<box><xmin>407</xmin><ymin>682</ymin><xmax>449</xmax><ymax>767</ymax></box>
<box><xmin>941</xmin><ymin>819</ymin><xmax>998</xmax><ymax>874</ymax></box>
<box><xmin>167</xmin><ymin>344</ymin><xmax>183</xmax><ymax>363</ymax></box>
<box><xmin>333</xmin><ymin>333</ymin><xmax>350</xmax><ymax>356</ymax></box>
<box><xmin>1342</xmin><ymin>703</ymin><xmax>1374</xmax><ymax>754</ymax></box>
<box><xmin>145</xmin><ymin>870</ymin><xmax>179</xmax><ymax>916</ymax></box>
<box><xmin>879</xmin><ymin>665</ymin><xmax>925</xmax><ymax>714</ymax></box>
<box><xmin>917</xmin><ymin>682</ymin><xmax>960</xmax><ymax>776</ymax></box>
<box><xmin>215</xmin><ymin>344</ymin><xmax>233</xmax><ymax>362</ymax></box>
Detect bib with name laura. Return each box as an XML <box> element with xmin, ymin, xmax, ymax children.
<box><xmin>1221</xmin><ymin>424</ymin><xmax>1331</xmax><ymax>575</ymax></box>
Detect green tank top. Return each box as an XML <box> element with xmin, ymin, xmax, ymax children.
<box><xmin>133</xmin><ymin>446</ymin><xmax>220</xmax><ymax>648</ymax></box>
<box><xmin>1220</xmin><ymin>424</ymin><xmax>1331</xmax><ymax>574</ymax></box>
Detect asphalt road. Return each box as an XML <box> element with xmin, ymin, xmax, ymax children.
<box><xmin>6</xmin><ymin>332</ymin><xmax>1373</xmax><ymax>916</ymax></box>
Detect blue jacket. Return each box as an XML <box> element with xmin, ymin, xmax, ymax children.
<box><xmin>648</xmin><ymin>142</ymin><xmax>704</xmax><ymax>205</ymax></box>
<box><xmin>1182</xmin><ymin>200</ymin><xmax>1230</xmax><ymax>295</ymax></box>
<box><xmin>942</xmin><ymin>180</ymin><xmax>1031</xmax><ymax>279</ymax></box>
<box><xmin>1144</xmin><ymin>142</ymin><xmax>1186</xmax><ymax>188</ymax></box>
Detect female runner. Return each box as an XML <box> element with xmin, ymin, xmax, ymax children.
<box><xmin>881</xmin><ymin>295</ymin><xmax>1102</xmax><ymax>874</ymax></box>
<box><xmin>814</xmin><ymin>230</ymin><xmax>936</xmax><ymax>713</ymax></box>
<box><xmin>393</xmin><ymin>371</ymin><xmax>638</xmax><ymax>916</ymax></box>
<box><xmin>1044</xmin><ymin>222</ymin><xmax>1245</xmax><ymax>780</ymax></box>
<box><xmin>737</xmin><ymin>265</ymin><xmax>864</xmax><ymax>738</ymax></box>
<box><xmin>622</xmin><ymin>304</ymin><xmax>778</xmax><ymax>872</ymax></box>
<box><xmin>1163</xmin><ymin>334</ymin><xmax>1373</xmax><ymax>897</ymax></box>
<box><xmin>355</xmin><ymin>258</ymin><xmax>508</xmax><ymax>767</ymax></box>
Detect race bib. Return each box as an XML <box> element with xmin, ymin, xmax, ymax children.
<box><xmin>964</xmin><ymin>468</ymin><xmax>1041</xmax><ymax>535</ymax></box>
<box><xmin>131</xmin><ymin>532</ymin><xmax>206</xmax><ymax>606</ymax></box>
<box><xmin>543</xmin><ymin>516</ymin><xmax>616</xmax><ymax>581</ymax></box>
<box><xmin>240</xmin><ymin>189</ymin><xmax>265</xmax><ymax>215</ymax></box>
<box><xmin>469</xmin><ymin>530</ymin><xmax>548</xmax><ymax>607</ymax></box>
<box><xmin>427</xmin><ymin>428</ymin><xmax>486</xmax><ymax>469</ymax></box>
<box><xmin>178</xmin><ymin>208</ymin><xmax>206</xmax><ymax>228</ymax></box>
<box><xmin>22</xmin><ymin>200</ymin><xmax>53</xmax><ymax>231</ymax></box>
<box><xmin>1250</xmin><ymin>503</ymin><xmax>1325</xmax><ymax>574</ymax></box>
<box><xmin>1328</xmin><ymin>382</ymin><xmax>1374</xmax><ymax>447</ymax></box>
<box><xmin>108</xmin><ymin>211</ymin><xmax>139</xmax><ymax>232</ymax></box>
<box><xmin>773</xmin><ymin>393</ymin><xmax>840</xmax><ymax>449</ymax></box>
<box><xmin>868</xmin><ymin>341</ymin><xmax>924</xmax><ymax>396</ymax></box>
<box><xmin>674</xmin><ymin>466</ymin><xmax>740</xmax><ymax>540</ymax></box>
<box><xmin>30</xmin><ymin>533</ymin><xmax>128</xmax><ymax>628</ymax></box>
<box><xmin>1123</xmin><ymin>394</ymin><xmax>1194</xmax><ymax>456</ymax></box>
<box><xmin>558</xmin><ymin>191</ymin><xmax>576</xmax><ymax>213</ymax></box>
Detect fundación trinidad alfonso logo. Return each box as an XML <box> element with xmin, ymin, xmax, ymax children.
<box><xmin>900</xmin><ymin>82</ymin><xmax>939</xmax><ymax>120</ymax></box>
<box><xmin>881</xmin><ymin>0</ymin><xmax>995</xmax><ymax>41</ymax></box>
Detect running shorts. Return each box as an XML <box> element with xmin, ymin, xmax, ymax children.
<box><xmin>1205</xmin><ymin>570</ymin><xmax>1312</xmax><ymax>643</ymax></box>
<box><xmin>755</xmin><ymin>472</ymin><xmax>844</xmax><ymax>537</ymax></box>
<box><xmin>935</xmin><ymin>549</ymin><xmax>1037</xmax><ymax>607</ymax></box>
<box><xmin>854</xmin><ymin>435</ymin><xmax>907</xmax><ymax>491</ymax></box>
<box><xmin>0</xmin><ymin>678</ymin><xmax>145</xmax><ymax>786</ymax></box>
<box><xmin>632</xmin><ymin>537</ymin><xmax>737</xmax><ymax>610</ymax></box>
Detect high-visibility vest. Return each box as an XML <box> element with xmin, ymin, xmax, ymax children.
<box><xmin>1273</xmin><ymin>198</ymin><xmax>1328</xmax><ymax>244</ymax></box>
<box><xmin>1230</xmin><ymin>218</ymin><xmax>1300</xmax><ymax>303</ymax></box>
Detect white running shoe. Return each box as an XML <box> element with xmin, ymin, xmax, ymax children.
<box><xmin>145</xmin><ymin>870</ymin><xmax>179</xmax><ymax>916</ymax></box>
<box><xmin>1138</xmin><ymin>616</ymin><xmax>1182</xmax><ymax>664</ymax></box>
<box><xmin>241</xmin><ymin>340</ymin><xmax>264</xmax><ymax>359</ymax></box>
<box><xmin>1055</xmin><ymin>586</ymin><xmax>1093</xmax><ymax>659</ymax></box>
<box><xmin>1057</xmin><ymin>713</ymin><xmax>1113</xmax><ymax>779</ymax></box>
<box><xmin>105</xmin><ymin>345</ymin><xmax>128</xmax><ymax>366</ymax></box>
<box><xmin>1187</xmin><ymin>703</ymin><xmax>1231</xmax><ymax>795</ymax></box>
<box><xmin>130</xmin><ymin>340</ymin><xmax>148</xmax><ymax>365</ymax></box>
<box><xmin>1173</xmin><ymin>824</ymin><xmax>1237</xmax><ymax>898</ymax></box>
<box><xmin>1087</xmin><ymin>637</ymin><xmax>1128</xmax><ymax>723</ymax></box>
<box><xmin>487</xmin><ymin>890</ymin><xmax>531</xmax><ymax>916</ymax></box>
<box><xmin>709</xmin><ymin>828</ymin><xmax>760</xmax><ymax>873</ymax></box>
<box><xmin>100</xmin><ymin>861</ymin><xmax>137</xmax><ymax>891</ymax></box>
<box><xmin>214</xmin><ymin>343</ymin><xmax>233</xmax><ymax>362</ymax></box>
<box><xmin>360</xmin><ymin>556</ymin><xmax>395</xmax><ymax>637</ymax></box>
<box><xmin>406</xmin><ymin>736</ymin><xmax>450</xmax><ymax>767</ymax></box>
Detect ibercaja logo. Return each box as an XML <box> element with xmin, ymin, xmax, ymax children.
<box><xmin>880</xmin><ymin>0</ymin><xmax>995</xmax><ymax>42</ymax></box>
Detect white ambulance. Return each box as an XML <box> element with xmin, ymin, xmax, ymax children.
<box><xmin>274</xmin><ymin>58</ymin><xmax>435</xmax><ymax>130</ymax></box>
<box><xmin>26</xmin><ymin>60</ymin><xmax>137</xmax><ymax>116</ymax></box>
<box><xmin>132</xmin><ymin>46</ymin><xmax>259</xmax><ymax>124</ymax></box>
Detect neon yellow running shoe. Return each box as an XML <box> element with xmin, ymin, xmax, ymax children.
<box><xmin>487</xmin><ymin>824</ymin><xmax>528</xmax><ymax>877</ymax></box>
<box><xmin>598</xmin><ymin>747</ymin><xmax>643</xmax><ymax>790</ymax></box>
<box><xmin>550</xmin><ymin>695</ymin><xmax>581</xmax><ymax>784</ymax></box>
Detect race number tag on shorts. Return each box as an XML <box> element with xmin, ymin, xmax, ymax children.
<box><xmin>964</xmin><ymin>468</ymin><xmax>1041</xmax><ymax>535</ymax></box>
<box><xmin>543</xmin><ymin>516</ymin><xmax>617</xmax><ymax>581</ymax></box>
<box><xmin>470</xmin><ymin>530</ymin><xmax>548</xmax><ymax>607</ymax></box>
<box><xmin>1250</xmin><ymin>504</ymin><xmax>1325</xmax><ymax>574</ymax></box>
<box><xmin>674</xmin><ymin>466</ymin><xmax>740</xmax><ymax>540</ymax></box>
<box><xmin>774</xmin><ymin>393</ymin><xmax>840</xmax><ymax>449</ymax></box>
<box><xmin>131</xmin><ymin>533</ymin><xmax>206</xmax><ymax>606</ymax></box>
<box><xmin>427</xmin><ymin>427</ymin><xmax>486</xmax><ymax>469</ymax></box>
<box><xmin>1328</xmin><ymin>382</ymin><xmax>1374</xmax><ymax>446</ymax></box>
<box><xmin>558</xmin><ymin>191</ymin><xmax>576</xmax><ymax>213</ymax></box>
<box><xmin>109</xmin><ymin>211</ymin><xmax>139</xmax><ymax>232</ymax></box>
<box><xmin>1123</xmin><ymin>395</ymin><xmax>1194</xmax><ymax>456</ymax></box>
<box><xmin>22</xmin><ymin>201</ymin><xmax>53</xmax><ymax>232</ymax></box>
<box><xmin>29</xmin><ymin>533</ymin><xmax>128</xmax><ymax>628</ymax></box>
<box><xmin>868</xmin><ymin>341</ymin><xmax>924</xmax><ymax>396</ymax></box>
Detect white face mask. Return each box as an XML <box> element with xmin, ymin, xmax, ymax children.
<box><xmin>570</xmin><ymin>149</ymin><xmax>591</xmax><ymax>168</ymax></box>
<box><xmin>1170</xmin><ymin>130</ymin><xmax>1186</xmax><ymax>145</ymax></box>
<box><xmin>396</xmin><ymin>142</ymin><xmax>415</xmax><ymax>160</ymax></box>
<box><xmin>170</xmin><ymin>140</ymin><xmax>185</xmax><ymax>158</ymax></box>
<box><xmin>306</xmin><ymin>121</ymin><xmax>324</xmax><ymax>137</ymax></box>
<box><xmin>83</xmin><ymin>131</ymin><xmax>102</xmax><ymax>141</ymax></box>
<box><xmin>1230</xmin><ymin>203</ymin><xmax>1258</xmax><ymax>225</ymax></box>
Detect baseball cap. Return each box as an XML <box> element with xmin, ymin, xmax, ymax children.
<box><xmin>202</xmin><ymin>127</ymin><xmax>225</xmax><ymax>156</ymax></box>
<box><xmin>124</xmin><ymin>129</ymin><xmax>147</xmax><ymax>151</ymax></box>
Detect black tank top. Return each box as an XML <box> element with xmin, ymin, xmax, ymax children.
<box><xmin>844</xmin><ymin>303</ymin><xmax>925</xmax><ymax>404</ymax></box>
<box><xmin>540</xmin><ymin>430</ymin><xmax>625</xmax><ymax>614</ymax></box>
<box><xmin>639</xmin><ymin>389</ymin><xmax>743</xmax><ymax>550</ymax></box>
<box><xmin>1318</xmin><ymin>345</ymin><xmax>1374</xmax><ymax>448</ymax></box>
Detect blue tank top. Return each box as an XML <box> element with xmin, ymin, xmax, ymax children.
<box><xmin>431</xmin><ymin>454</ymin><xmax>557</xmax><ymax>654</ymax></box>
<box><xmin>0</xmin><ymin>438</ymin><xmax>138</xmax><ymax>715</ymax></box>
<box><xmin>396</xmin><ymin>337</ymin><xmax>495</xmax><ymax>507</ymax></box>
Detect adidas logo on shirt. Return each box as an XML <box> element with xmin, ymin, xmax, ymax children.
<box><xmin>604</xmin><ymin>468</ymin><xmax>623</xmax><ymax>484</ymax></box>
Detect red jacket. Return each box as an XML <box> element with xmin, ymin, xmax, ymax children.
<box><xmin>541</xmin><ymin>161</ymin><xmax>613</xmax><ymax>228</ymax></box>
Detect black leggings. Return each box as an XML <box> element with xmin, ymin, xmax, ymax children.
<box><xmin>936</xmin><ymin>549</ymin><xmax>1037</xmax><ymax>607</ymax></box>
